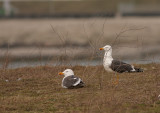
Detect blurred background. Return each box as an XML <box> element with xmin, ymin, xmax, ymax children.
<box><xmin>0</xmin><ymin>0</ymin><xmax>160</xmax><ymax>68</ymax></box>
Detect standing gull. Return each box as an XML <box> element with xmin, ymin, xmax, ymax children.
<box><xmin>99</xmin><ymin>45</ymin><xmax>143</xmax><ymax>84</ymax></box>
<box><xmin>58</xmin><ymin>69</ymin><xmax>84</xmax><ymax>89</ymax></box>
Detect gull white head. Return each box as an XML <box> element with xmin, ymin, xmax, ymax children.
<box><xmin>99</xmin><ymin>45</ymin><xmax>112</xmax><ymax>57</ymax></box>
<box><xmin>99</xmin><ymin>45</ymin><xmax>112</xmax><ymax>51</ymax></box>
<box><xmin>59</xmin><ymin>69</ymin><xmax>74</xmax><ymax>77</ymax></box>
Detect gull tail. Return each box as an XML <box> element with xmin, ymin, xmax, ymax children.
<box><xmin>134</xmin><ymin>68</ymin><xmax>143</xmax><ymax>72</ymax></box>
<box><xmin>78</xmin><ymin>81</ymin><xmax>85</xmax><ymax>87</ymax></box>
<box><xmin>73</xmin><ymin>81</ymin><xmax>84</xmax><ymax>89</ymax></box>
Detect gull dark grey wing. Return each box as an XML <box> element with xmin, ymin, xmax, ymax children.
<box><xmin>63</xmin><ymin>75</ymin><xmax>84</xmax><ymax>89</ymax></box>
<box><xmin>110</xmin><ymin>60</ymin><xmax>133</xmax><ymax>73</ymax></box>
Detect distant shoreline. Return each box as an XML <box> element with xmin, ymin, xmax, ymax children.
<box><xmin>0</xmin><ymin>18</ymin><xmax>160</xmax><ymax>62</ymax></box>
<box><xmin>0</xmin><ymin>45</ymin><xmax>159</xmax><ymax>61</ymax></box>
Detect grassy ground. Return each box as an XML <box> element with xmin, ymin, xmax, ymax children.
<box><xmin>0</xmin><ymin>64</ymin><xmax>160</xmax><ymax>113</ymax></box>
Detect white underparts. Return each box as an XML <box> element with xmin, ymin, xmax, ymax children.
<box><xmin>103</xmin><ymin>60</ymin><xmax>113</xmax><ymax>72</ymax></box>
<box><xmin>62</xmin><ymin>85</ymin><xmax>67</xmax><ymax>88</ymax></box>
<box><xmin>62</xmin><ymin>77</ymin><xmax>67</xmax><ymax>88</ymax></box>
<box><xmin>131</xmin><ymin>65</ymin><xmax>136</xmax><ymax>72</ymax></box>
<box><xmin>103</xmin><ymin>50</ymin><xmax>113</xmax><ymax>72</ymax></box>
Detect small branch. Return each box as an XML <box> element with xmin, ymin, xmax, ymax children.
<box><xmin>112</xmin><ymin>27</ymin><xmax>146</xmax><ymax>47</ymax></box>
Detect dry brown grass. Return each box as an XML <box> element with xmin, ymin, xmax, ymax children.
<box><xmin>0</xmin><ymin>64</ymin><xmax>160</xmax><ymax>113</ymax></box>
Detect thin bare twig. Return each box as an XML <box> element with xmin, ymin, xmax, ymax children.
<box><xmin>2</xmin><ymin>44</ymin><xmax>10</xmax><ymax>70</ymax></box>
<box><xmin>50</xmin><ymin>24</ymin><xmax>65</xmax><ymax>44</ymax></box>
<box><xmin>50</xmin><ymin>24</ymin><xmax>70</xmax><ymax>66</ymax></box>
<box><xmin>112</xmin><ymin>27</ymin><xmax>146</xmax><ymax>47</ymax></box>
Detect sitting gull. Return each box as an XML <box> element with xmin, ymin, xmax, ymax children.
<box><xmin>58</xmin><ymin>69</ymin><xmax>84</xmax><ymax>89</ymax></box>
<box><xmin>99</xmin><ymin>45</ymin><xmax>143</xmax><ymax>84</ymax></box>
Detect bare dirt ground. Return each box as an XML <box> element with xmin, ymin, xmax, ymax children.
<box><xmin>0</xmin><ymin>64</ymin><xmax>160</xmax><ymax>113</ymax></box>
<box><xmin>0</xmin><ymin>17</ymin><xmax>160</xmax><ymax>61</ymax></box>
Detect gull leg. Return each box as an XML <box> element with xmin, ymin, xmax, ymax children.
<box><xmin>112</xmin><ymin>74</ymin><xmax>119</xmax><ymax>85</ymax></box>
<box><xmin>112</xmin><ymin>75</ymin><xmax>116</xmax><ymax>85</ymax></box>
<box><xmin>115</xmin><ymin>74</ymin><xmax>119</xmax><ymax>85</ymax></box>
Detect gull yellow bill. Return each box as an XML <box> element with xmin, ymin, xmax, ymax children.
<box><xmin>99</xmin><ymin>48</ymin><xmax>104</xmax><ymax>50</ymax></box>
<box><xmin>58</xmin><ymin>72</ymin><xmax>64</xmax><ymax>75</ymax></box>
